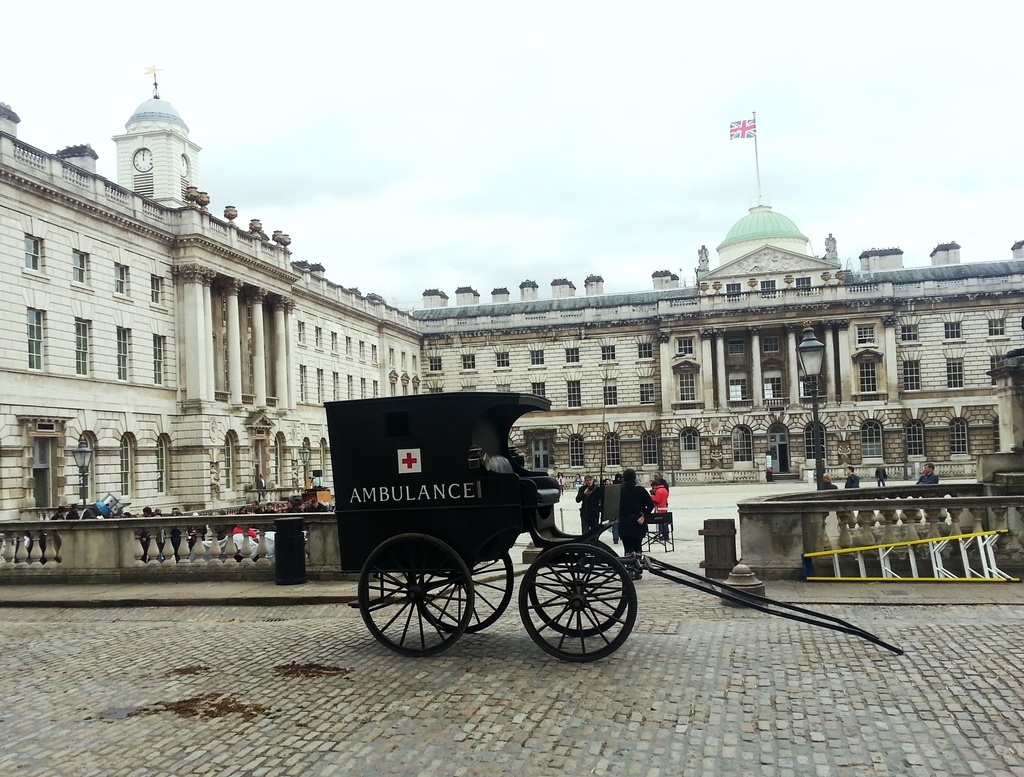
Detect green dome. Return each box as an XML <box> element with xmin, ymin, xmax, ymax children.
<box><xmin>717</xmin><ymin>206</ymin><xmax>807</xmax><ymax>251</ymax></box>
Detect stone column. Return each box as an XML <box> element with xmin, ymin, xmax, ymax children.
<box><xmin>749</xmin><ymin>326</ymin><xmax>762</xmax><ymax>406</ymax></box>
<box><xmin>225</xmin><ymin>279</ymin><xmax>243</xmax><ymax>405</ymax></box>
<box><xmin>250</xmin><ymin>288</ymin><xmax>268</xmax><ymax>408</ymax></box>
<box><xmin>202</xmin><ymin>270</ymin><xmax>216</xmax><ymax>399</ymax></box>
<box><xmin>174</xmin><ymin>264</ymin><xmax>210</xmax><ymax>402</ymax></box>
<box><xmin>657</xmin><ymin>332</ymin><xmax>673</xmax><ymax>410</ymax></box>
<box><xmin>714</xmin><ymin>329</ymin><xmax>727</xmax><ymax>408</ymax></box>
<box><xmin>823</xmin><ymin>322</ymin><xmax>836</xmax><ymax>405</ymax></box>
<box><xmin>786</xmin><ymin>325</ymin><xmax>800</xmax><ymax>405</ymax></box>
<box><xmin>273</xmin><ymin>298</ymin><xmax>292</xmax><ymax>409</ymax></box>
<box><xmin>700</xmin><ymin>329</ymin><xmax>715</xmax><ymax>408</ymax></box>
<box><xmin>835</xmin><ymin>320</ymin><xmax>851</xmax><ymax>403</ymax></box>
<box><xmin>882</xmin><ymin>315</ymin><xmax>899</xmax><ymax>399</ymax></box>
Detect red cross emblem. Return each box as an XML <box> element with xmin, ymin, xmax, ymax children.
<box><xmin>397</xmin><ymin>448</ymin><xmax>422</xmax><ymax>474</ymax></box>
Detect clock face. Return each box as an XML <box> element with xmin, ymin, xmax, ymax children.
<box><xmin>133</xmin><ymin>148</ymin><xmax>154</xmax><ymax>173</ymax></box>
<box><xmin>180</xmin><ymin>154</ymin><xmax>190</xmax><ymax>178</ymax></box>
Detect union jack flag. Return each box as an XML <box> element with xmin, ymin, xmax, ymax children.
<box><xmin>730</xmin><ymin>119</ymin><xmax>757</xmax><ymax>139</ymax></box>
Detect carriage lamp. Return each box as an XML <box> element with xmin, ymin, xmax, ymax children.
<box><xmin>797</xmin><ymin>327</ymin><xmax>826</xmax><ymax>490</ymax></box>
<box><xmin>298</xmin><ymin>446</ymin><xmax>312</xmax><ymax>489</ymax></box>
<box><xmin>72</xmin><ymin>439</ymin><xmax>94</xmax><ymax>505</ymax></box>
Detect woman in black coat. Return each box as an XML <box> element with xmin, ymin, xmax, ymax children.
<box><xmin>617</xmin><ymin>469</ymin><xmax>654</xmax><ymax>557</ymax></box>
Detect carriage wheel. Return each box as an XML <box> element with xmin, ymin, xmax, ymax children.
<box><xmin>358</xmin><ymin>533</ymin><xmax>475</xmax><ymax>657</ymax></box>
<box><xmin>462</xmin><ymin>553</ymin><xmax>515</xmax><ymax>633</ymax></box>
<box><xmin>518</xmin><ymin>543</ymin><xmax>637</xmax><ymax>662</ymax></box>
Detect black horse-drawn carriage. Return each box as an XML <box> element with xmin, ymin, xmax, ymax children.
<box><xmin>326</xmin><ymin>391</ymin><xmax>634</xmax><ymax>662</ymax></box>
<box><xmin>325</xmin><ymin>392</ymin><xmax>902</xmax><ymax>662</ymax></box>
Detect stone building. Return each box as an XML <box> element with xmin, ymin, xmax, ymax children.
<box><xmin>412</xmin><ymin>207</ymin><xmax>1024</xmax><ymax>484</ymax></box>
<box><xmin>0</xmin><ymin>94</ymin><xmax>421</xmax><ymax>520</ymax></box>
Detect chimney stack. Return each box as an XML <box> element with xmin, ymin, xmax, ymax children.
<box><xmin>652</xmin><ymin>270</ymin><xmax>679</xmax><ymax>290</ymax></box>
<box><xmin>929</xmin><ymin>242</ymin><xmax>961</xmax><ymax>266</ymax></box>
<box><xmin>55</xmin><ymin>144</ymin><xmax>99</xmax><ymax>174</ymax></box>
<box><xmin>584</xmin><ymin>274</ymin><xmax>604</xmax><ymax>295</ymax></box>
<box><xmin>455</xmin><ymin>286</ymin><xmax>480</xmax><ymax>305</ymax></box>
<box><xmin>491</xmin><ymin>287</ymin><xmax>510</xmax><ymax>303</ymax></box>
<box><xmin>519</xmin><ymin>280</ymin><xmax>539</xmax><ymax>301</ymax></box>
<box><xmin>1012</xmin><ymin>240</ymin><xmax>1024</xmax><ymax>261</ymax></box>
<box><xmin>550</xmin><ymin>278</ymin><xmax>576</xmax><ymax>298</ymax></box>
<box><xmin>421</xmin><ymin>289</ymin><xmax>449</xmax><ymax>308</ymax></box>
<box><xmin>0</xmin><ymin>103</ymin><xmax>20</xmax><ymax>137</ymax></box>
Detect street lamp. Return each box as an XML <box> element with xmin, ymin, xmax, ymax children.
<box><xmin>71</xmin><ymin>439</ymin><xmax>93</xmax><ymax>505</ymax></box>
<box><xmin>797</xmin><ymin>327</ymin><xmax>826</xmax><ymax>490</ymax></box>
<box><xmin>298</xmin><ymin>446</ymin><xmax>311</xmax><ymax>490</ymax></box>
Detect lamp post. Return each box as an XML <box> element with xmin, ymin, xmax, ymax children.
<box><xmin>797</xmin><ymin>327</ymin><xmax>826</xmax><ymax>490</ymax></box>
<box><xmin>71</xmin><ymin>439</ymin><xmax>93</xmax><ymax>505</ymax></box>
<box><xmin>298</xmin><ymin>446</ymin><xmax>311</xmax><ymax>490</ymax></box>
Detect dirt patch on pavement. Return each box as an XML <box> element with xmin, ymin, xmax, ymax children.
<box><xmin>129</xmin><ymin>693</ymin><xmax>270</xmax><ymax>721</ymax></box>
<box><xmin>274</xmin><ymin>661</ymin><xmax>352</xmax><ymax>678</ymax></box>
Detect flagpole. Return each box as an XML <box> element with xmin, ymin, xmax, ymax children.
<box><xmin>752</xmin><ymin>111</ymin><xmax>762</xmax><ymax>205</ymax></box>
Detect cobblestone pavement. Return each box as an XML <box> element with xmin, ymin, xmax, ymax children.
<box><xmin>3</xmin><ymin>569</ymin><xmax>1024</xmax><ymax>777</ymax></box>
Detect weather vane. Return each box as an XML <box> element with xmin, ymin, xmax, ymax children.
<box><xmin>144</xmin><ymin>65</ymin><xmax>163</xmax><ymax>99</ymax></box>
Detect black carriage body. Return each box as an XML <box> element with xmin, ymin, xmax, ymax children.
<box><xmin>326</xmin><ymin>392</ymin><xmax>556</xmax><ymax>572</ymax></box>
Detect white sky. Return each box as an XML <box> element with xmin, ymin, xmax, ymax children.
<box><xmin>6</xmin><ymin>1</ymin><xmax>1023</xmax><ymax>309</ymax></box>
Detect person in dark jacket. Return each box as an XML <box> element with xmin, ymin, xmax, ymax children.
<box><xmin>874</xmin><ymin>465</ymin><xmax>887</xmax><ymax>487</ymax></box>
<box><xmin>617</xmin><ymin>469</ymin><xmax>654</xmax><ymax>570</ymax></box>
<box><xmin>821</xmin><ymin>474</ymin><xmax>839</xmax><ymax>490</ymax></box>
<box><xmin>575</xmin><ymin>475</ymin><xmax>602</xmax><ymax>535</ymax></box>
<box><xmin>916</xmin><ymin>463</ymin><xmax>939</xmax><ymax>485</ymax></box>
<box><xmin>844</xmin><ymin>466</ymin><xmax>860</xmax><ymax>489</ymax></box>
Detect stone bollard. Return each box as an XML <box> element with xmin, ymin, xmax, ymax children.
<box><xmin>721</xmin><ymin>562</ymin><xmax>766</xmax><ymax>608</ymax></box>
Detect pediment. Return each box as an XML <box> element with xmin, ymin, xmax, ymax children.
<box><xmin>671</xmin><ymin>357</ymin><xmax>702</xmax><ymax>373</ymax></box>
<box><xmin>851</xmin><ymin>348</ymin><xmax>884</xmax><ymax>363</ymax></box>
<box><xmin>245</xmin><ymin>413</ymin><xmax>276</xmax><ymax>430</ymax></box>
<box><xmin>703</xmin><ymin>247</ymin><xmax>839</xmax><ymax>280</ymax></box>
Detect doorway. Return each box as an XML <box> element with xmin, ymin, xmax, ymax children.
<box><xmin>767</xmin><ymin>424</ymin><xmax>790</xmax><ymax>474</ymax></box>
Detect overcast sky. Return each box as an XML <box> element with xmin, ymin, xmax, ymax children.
<box><xmin>6</xmin><ymin>1</ymin><xmax>1023</xmax><ymax>309</ymax></box>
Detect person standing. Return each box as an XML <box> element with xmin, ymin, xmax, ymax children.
<box><xmin>650</xmin><ymin>478</ymin><xmax>669</xmax><ymax>540</ymax></box>
<box><xmin>575</xmin><ymin>475</ymin><xmax>603</xmax><ymax>535</ymax></box>
<box><xmin>844</xmin><ymin>466</ymin><xmax>860</xmax><ymax>489</ymax></box>
<box><xmin>875</xmin><ymin>465</ymin><xmax>887</xmax><ymax>487</ymax></box>
<box><xmin>255</xmin><ymin>472</ymin><xmax>267</xmax><ymax>502</ymax></box>
<box><xmin>617</xmin><ymin>469</ymin><xmax>654</xmax><ymax>579</ymax></box>
<box><xmin>916</xmin><ymin>463</ymin><xmax>939</xmax><ymax>485</ymax></box>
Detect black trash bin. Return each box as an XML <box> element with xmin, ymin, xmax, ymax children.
<box><xmin>274</xmin><ymin>516</ymin><xmax>307</xmax><ymax>585</ymax></box>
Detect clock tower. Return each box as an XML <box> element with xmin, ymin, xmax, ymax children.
<box><xmin>113</xmin><ymin>83</ymin><xmax>201</xmax><ymax>207</ymax></box>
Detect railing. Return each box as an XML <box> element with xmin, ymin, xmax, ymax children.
<box><xmin>738</xmin><ymin>484</ymin><xmax>1024</xmax><ymax>580</ymax></box>
<box><xmin>0</xmin><ymin>512</ymin><xmax>343</xmax><ymax>583</ymax></box>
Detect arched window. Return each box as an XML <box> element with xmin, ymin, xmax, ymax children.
<box><xmin>950</xmin><ymin>418</ymin><xmax>969</xmax><ymax>455</ymax></box>
<box><xmin>224</xmin><ymin>433</ymin><xmax>237</xmax><ymax>491</ymax></box>
<box><xmin>155</xmin><ymin>434</ymin><xmax>171</xmax><ymax>494</ymax></box>
<box><xmin>641</xmin><ymin>432</ymin><xmax>658</xmax><ymax>466</ymax></box>
<box><xmin>905</xmin><ymin>420</ymin><xmax>925</xmax><ymax>457</ymax></box>
<box><xmin>119</xmin><ymin>433</ymin><xmax>136</xmax><ymax>497</ymax></box>
<box><xmin>568</xmin><ymin>435</ymin><xmax>585</xmax><ymax>468</ymax></box>
<box><xmin>860</xmin><ymin>420</ymin><xmax>883</xmax><ymax>459</ymax></box>
<box><xmin>803</xmin><ymin>423</ymin><xmax>825</xmax><ymax>461</ymax></box>
<box><xmin>732</xmin><ymin>426</ymin><xmax>753</xmax><ymax>463</ymax></box>
<box><xmin>605</xmin><ymin>433</ymin><xmax>621</xmax><ymax>467</ymax></box>
<box><xmin>679</xmin><ymin>428</ymin><xmax>700</xmax><ymax>469</ymax></box>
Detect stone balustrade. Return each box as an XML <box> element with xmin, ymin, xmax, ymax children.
<box><xmin>0</xmin><ymin>512</ymin><xmax>343</xmax><ymax>584</ymax></box>
<box><xmin>738</xmin><ymin>484</ymin><xmax>1024</xmax><ymax>579</ymax></box>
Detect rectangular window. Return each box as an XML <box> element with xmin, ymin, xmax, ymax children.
<box><xmin>316</xmin><ymin>368</ymin><xmax>324</xmax><ymax>403</ymax></box>
<box><xmin>27</xmin><ymin>309</ymin><xmax>44</xmax><ymax>370</ymax></box>
<box><xmin>73</xmin><ymin>250</ymin><xmax>89</xmax><ymax>284</ymax></box>
<box><xmin>297</xmin><ymin>321</ymin><xmax>306</xmax><ymax>344</ymax></box>
<box><xmin>569</xmin><ymin>436</ymin><xmax>584</xmax><ymax>468</ymax></box>
<box><xmin>530</xmin><ymin>349</ymin><xmax>545</xmax><ymax>365</ymax></box>
<box><xmin>906</xmin><ymin>423</ymin><xmax>925</xmax><ymax>457</ymax></box>
<box><xmin>371</xmin><ymin>345</ymin><xmax>378</xmax><ymax>363</ymax></box>
<box><xmin>728</xmin><ymin>376</ymin><xmax>747</xmax><ymax>401</ymax></box>
<box><xmin>637</xmin><ymin>342</ymin><xmax>653</xmax><ymax>360</ymax></box>
<box><xmin>495</xmin><ymin>383</ymin><xmax>511</xmax><ymax>393</ymax></box>
<box><xmin>566</xmin><ymin>380</ymin><xmax>582</xmax><ymax>407</ymax></box>
<box><xmin>989</xmin><ymin>318</ymin><xmax>1006</xmax><ymax>337</ymax></box>
<box><xmin>642</xmin><ymin>434</ymin><xmax>658</xmax><ymax>465</ymax></box>
<box><xmin>496</xmin><ymin>351</ymin><xmax>510</xmax><ymax>368</ymax></box>
<box><xmin>795</xmin><ymin>276</ymin><xmax>812</xmax><ymax>290</ymax></box>
<box><xmin>24</xmin><ymin>236</ymin><xmax>42</xmax><ymax>270</ymax></box>
<box><xmin>678</xmin><ymin>373</ymin><xmax>696</xmax><ymax>402</ymax></box>
<box><xmin>900</xmin><ymin>324</ymin><xmax>919</xmax><ymax>342</ymax></box>
<box><xmin>764</xmin><ymin>375</ymin><xmax>783</xmax><ymax>399</ymax></box>
<box><xmin>74</xmin><ymin>318</ymin><xmax>90</xmax><ymax>376</ymax></box>
<box><xmin>856</xmin><ymin>324</ymin><xmax>875</xmax><ymax>345</ymax></box>
<box><xmin>333</xmin><ymin>371</ymin><xmax>340</xmax><ymax>401</ymax></box>
<box><xmin>760</xmin><ymin>279</ymin><xmax>777</xmax><ymax>298</ymax></box>
<box><xmin>727</xmin><ymin>339</ymin><xmax>745</xmax><ymax>356</ymax></box>
<box><xmin>360</xmin><ymin>377</ymin><xmax>367</xmax><ymax>398</ymax></box>
<box><xmin>114</xmin><ymin>263</ymin><xmax>129</xmax><ymax>295</ymax></box>
<box><xmin>603</xmin><ymin>382</ymin><xmax>618</xmax><ymax>406</ymax></box>
<box><xmin>462</xmin><ymin>354</ymin><xmax>476</xmax><ymax>370</ymax></box>
<box><xmin>150</xmin><ymin>274</ymin><xmax>163</xmax><ymax>304</ymax></box>
<box><xmin>950</xmin><ymin>420</ymin><xmax>968</xmax><ymax>455</ymax></box>
<box><xmin>725</xmin><ymin>282</ymin><xmax>742</xmax><ymax>299</ymax></box>
<box><xmin>565</xmin><ymin>347</ymin><xmax>580</xmax><ymax>363</ymax></box>
<box><xmin>946</xmin><ymin>358</ymin><xmax>964</xmax><ymax>388</ymax></box>
<box><xmin>901</xmin><ymin>360</ymin><xmax>921</xmax><ymax>391</ymax></box>
<box><xmin>401</xmin><ymin>352</ymin><xmax>407</xmax><ymax>368</ymax></box>
<box><xmin>859</xmin><ymin>362</ymin><xmax>878</xmax><ymax>393</ymax></box>
<box><xmin>762</xmin><ymin>336</ymin><xmax>780</xmax><ymax>353</ymax></box>
<box><xmin>675</xmin><ymin>337</ymin><xmax>694</xmax><ymax>356</ymax></box>
<box><xmin>597</xmin><ymin>345</ymin><xmax>614</xmax><ymax>361</ymax></box>
<box><xmin>359</xmin><ymin>341</ymin><xmax>366</xmax><ymax>360</ymax></box>
<box><xmin>944</xmin><ymin>321</ymin><xmax>962</xmax><ymax>340</ymax></box>
<box><xmin>347</xmin><ymin>374</ymin><xmax>353</xmax><ymax>399</ymax></box>
<box><xmin>388</xmin><ymin>347</ymin><xmax>395</xmax><ymax>365</ymax></box>
<box><xmin>153</xmin><ymin>335</ymin><xmax>165</xmax><ymax>385</ymax></box>
<box><xmin>373</xmin><ymin>380</ymin><xmax>379</xmax><ymax>397</ymax></box>
<box><xmin>345</xmin><ymin>336</ymin><xmax>352</xmax><ymax>355</ymax></box>
<box><xmin>116</xmin><ymin>327</ymin><xmax>131</xmax><ymax>381</ymax></box>
<box><xmin>531</xmin><ymin>381</ymin><xmax>546</xmax><ymax>398</ymax></box>
<box><xmin>299</xmin><ymin>365</ymin><xmax>308</xmax><ymax>402</ymax></box>
<box><xmin>315</xmin><ymin>327</ymin><xmax>323</xmax><ymax>348</ymax></box>
<box><xmin>428</xmin><ymin>355</ymin><xmax>442</xmax><ymax>371</ymax></box>
<box><xmin>639</xmin><ymin>380</ymin><xmax>655</xmax><ymax>404</ymax></box>
<box><xmin>331</xmin><ymin>332</ymin><xmax>338</xmax><ymax>352</ymax></box>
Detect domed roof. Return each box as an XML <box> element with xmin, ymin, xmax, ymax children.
<box><xmin>126</xmin><ymin>98</ymin><xmax>188</xmax><ymax>131</ymax></box>
<box><xmin>717</xmin><ymin>205</ymin><xmax>807</xmax><ymax>251</ymax></box>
